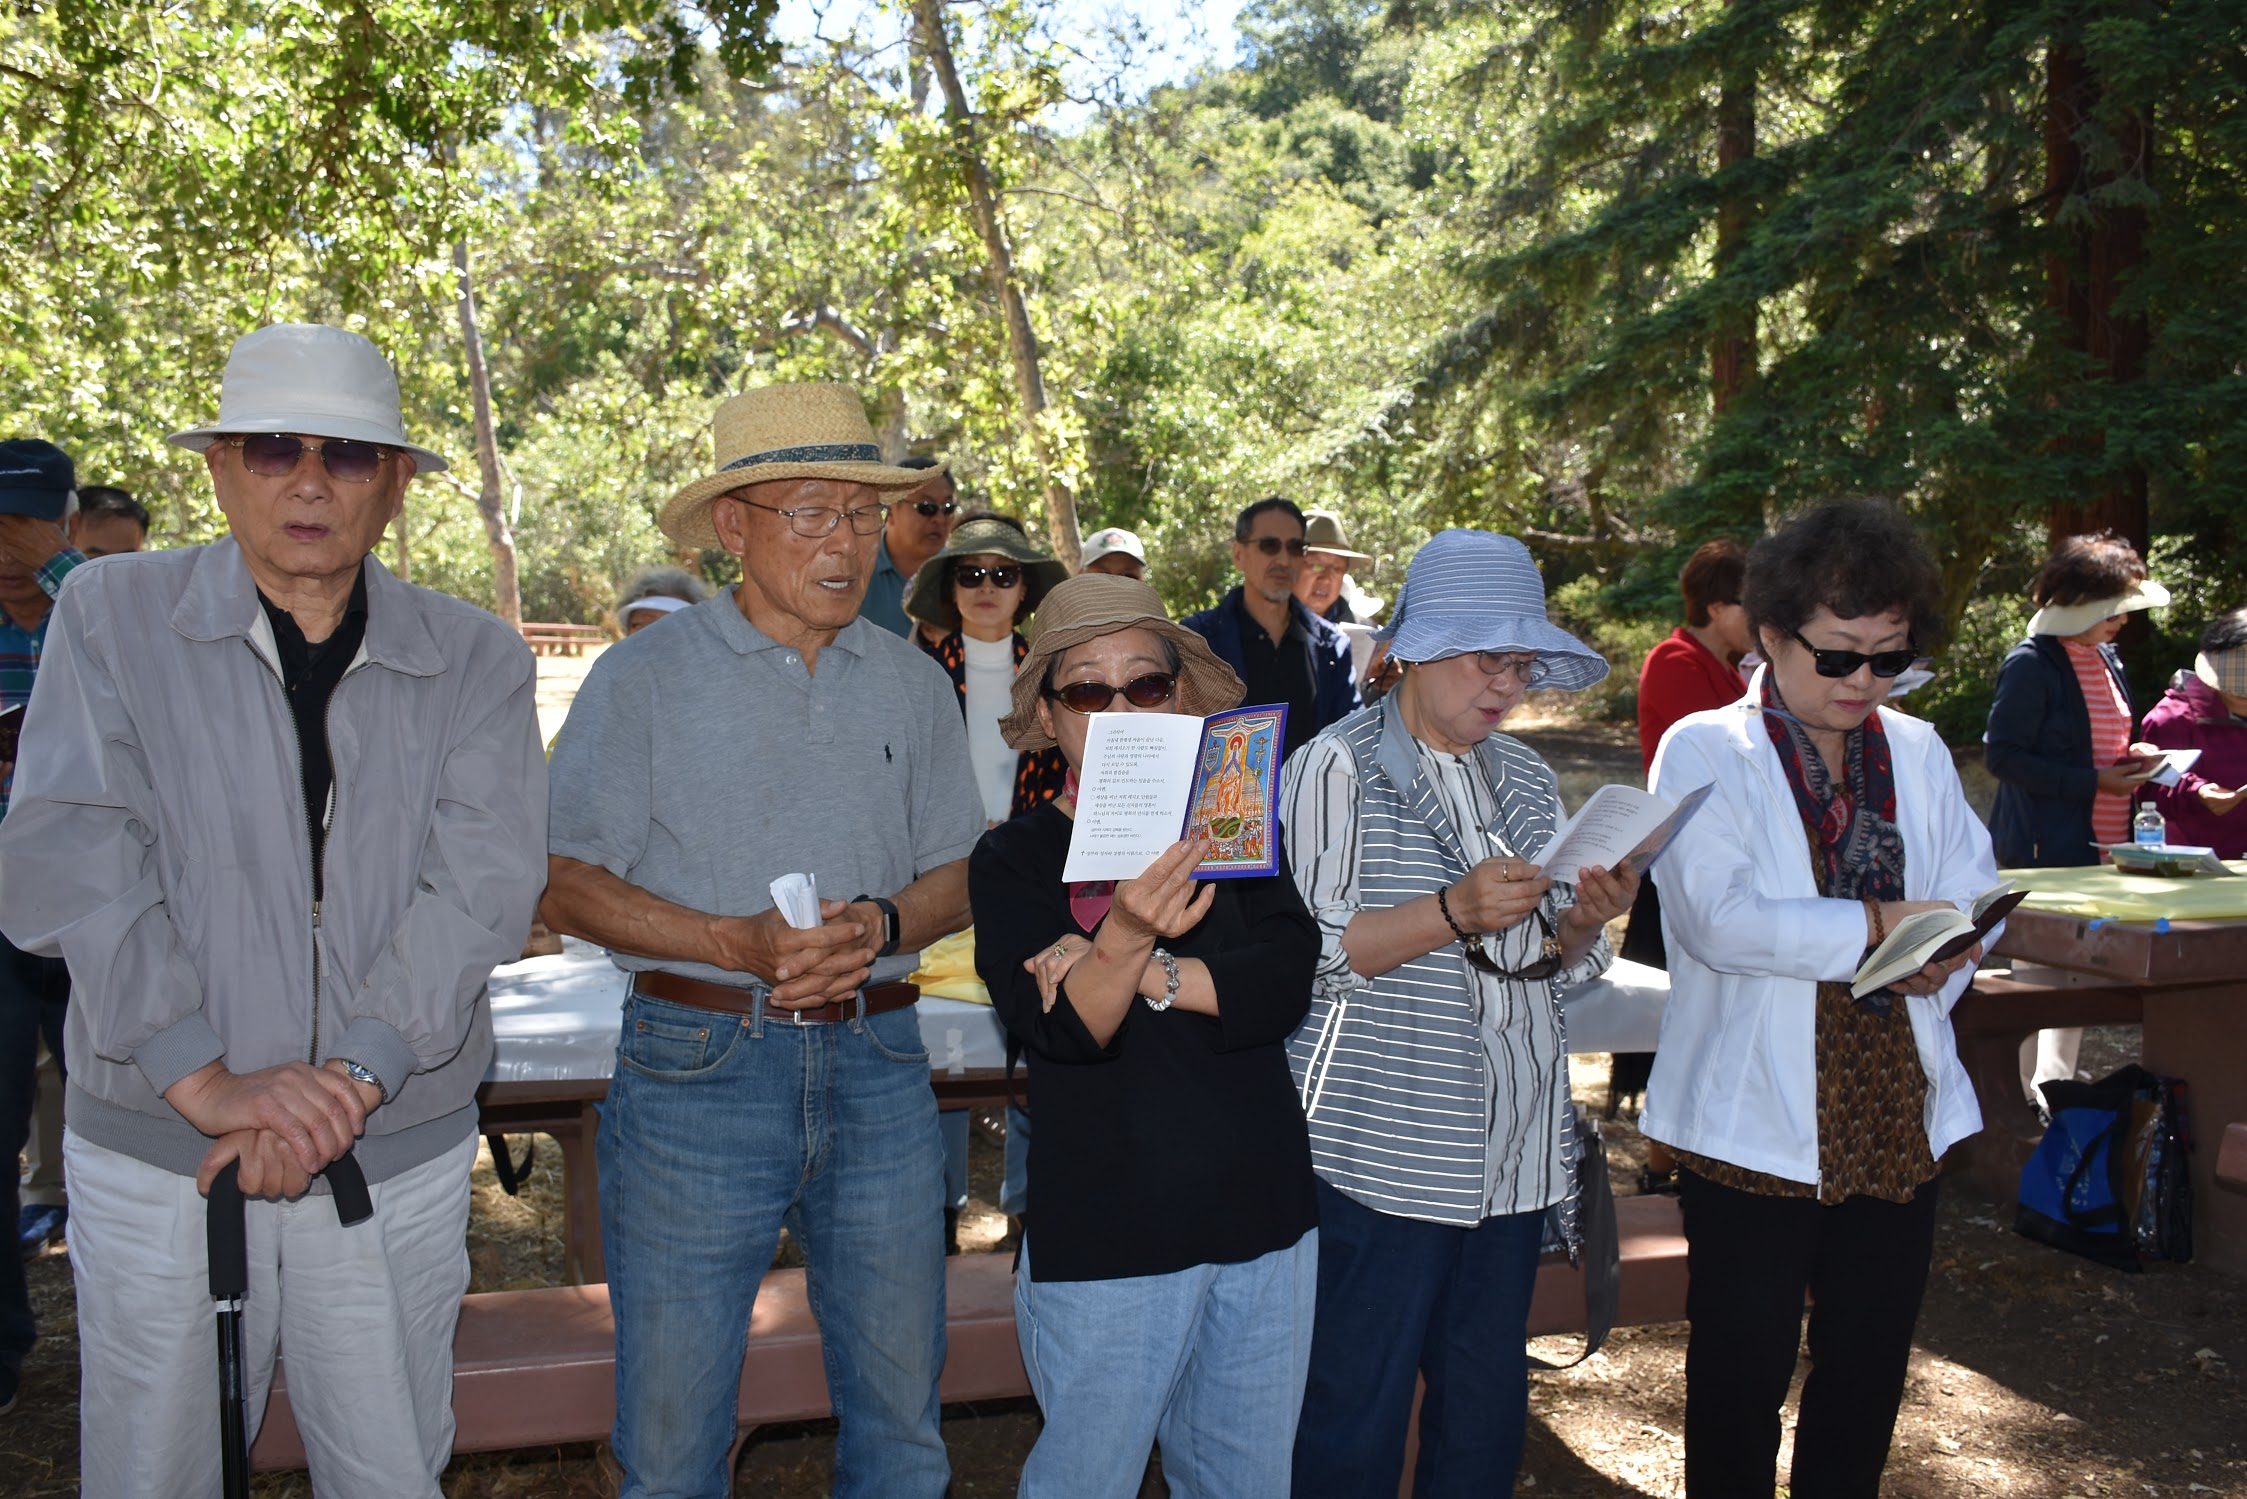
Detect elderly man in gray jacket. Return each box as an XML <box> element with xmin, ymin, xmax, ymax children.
<box><xmin>0</xmin><ymin>323</ymin><xmax>548</xmax><ymax>1497</ymax></box>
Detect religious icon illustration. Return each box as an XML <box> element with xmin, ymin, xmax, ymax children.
<box><xmin>1183</xmin><ymin>705</ymin><xmax>1286</xmax><ymax>877</ymax></box>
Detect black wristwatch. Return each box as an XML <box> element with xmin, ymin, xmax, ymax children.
<box><xmin>855</xmin><ymin>893</ymin><xmax>901</xmax><ymax>958</ymax></box>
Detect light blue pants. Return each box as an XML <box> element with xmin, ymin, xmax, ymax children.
<box><xmin>1013</xmin><ymin>1229</ymin><xmax>1318</xmax><ymax>1499</ymax></box>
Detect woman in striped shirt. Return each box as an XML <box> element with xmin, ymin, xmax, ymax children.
<box><xmin>1985</xmin><ymin>531</ymin><xmax>2166</xmax><ymax>1104</ymax></box>
<box><xmin>1280</xmin><ymin>530</ymin><xmax>1636</xmax><ymax>1498</ymax></box>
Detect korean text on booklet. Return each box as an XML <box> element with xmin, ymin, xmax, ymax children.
<box><xmin>1061</xmin><ymin>704</ymin><xmax>1289</xmax><ymax>884</ymax></box>
<box><xmin>1529</xmin><ymin>782</ymin><xmax>1714</xmax><ymax>885</ymax></box>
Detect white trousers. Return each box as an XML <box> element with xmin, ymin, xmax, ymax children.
<box><xmin>66</xmin><ymin>1130</ymin><xmax>475</xmax><ymax>1499</ymax></box>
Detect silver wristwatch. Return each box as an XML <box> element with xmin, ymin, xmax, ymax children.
<box><xmin>336</xmin><ymin>1058</ymin><xmax>386</xmax><ymax>1103</ymax></box>
<box><xmin>1144</xmin><ymin>948</ymin><xmax>1181</xmax><ymax>1012</ymax></box>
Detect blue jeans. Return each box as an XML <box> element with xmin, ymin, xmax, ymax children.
<box><xmin>1001</xmin><ymin>1101</ymin><xmax>1030</xmax><ymax>1217</ymax></box>
<box><xmin>0</xmin><ymin>934</ymin><xmax>68</xmax><ymax>1373</ymax></box>
<box><xmin>1292</xmin><ymin>1180</ymin><xmax>1546</xmax><ymax>1499</ymax></box>
<box><xmin>597</xmin><ymin>988</ymin><xmax>948</xmax><ymax>1499</ymax></box>
<box><xmin>1014</xmin><ymin>1229</ymin><xmax>1317</xmax><ymax>1499</ymax></box>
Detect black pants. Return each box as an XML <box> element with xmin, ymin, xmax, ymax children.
<box><xmin>1</xmin><ymin>932</ymin><xmax>69</xmax><ymax>1373</ymax></box>
<box><xmin>1679</xmin><ymin>1168</ymin><xmax>1941</xmax><ymax>1499</ymax></box>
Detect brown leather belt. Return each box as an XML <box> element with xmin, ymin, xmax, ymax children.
<box><xmin>632</xmin><ymin>969</ymin><xmax>919</xmax><ymax>1025</ymax></box>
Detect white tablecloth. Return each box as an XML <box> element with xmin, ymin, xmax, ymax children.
<box><xmin>485</xmin><ymin>940</ymin><xmax>1671</xmax><ymax>1085</ymax></box>
<box><xmin>485</xmin><ymin>938</ymin><xmax>1009</xmax><ymax>1084</ymax></box>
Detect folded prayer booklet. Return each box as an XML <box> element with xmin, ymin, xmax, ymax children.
<box><xmin>2123</xmin><ymin>748</ymin><xmax>2202</xmax><ymax>787</ymax></box>
<box><xmin>1059</xmin><ymin>704</ymin><xmax>1288</xmax><ymax>884</ymax></box>
<box><xmin>1527</xmin><ymin>782</ymin><xmax>1714</xmax><ymax>885</ymax></box>
<box><xmin>1849</xmin><ymin>884</ymin><xmax>2024</xmax><ymax>999</ymax></box>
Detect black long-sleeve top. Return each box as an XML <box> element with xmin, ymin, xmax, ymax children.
<box><xmin>970</xmin><ymin>801</ymin><xmax>1320</xmax><ymax>1282</ymax></box>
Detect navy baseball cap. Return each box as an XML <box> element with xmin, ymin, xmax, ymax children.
<box><xmin>0</xmin><ymin>440</ymin><xmax>75</xmax><ymax>520</ymax></box>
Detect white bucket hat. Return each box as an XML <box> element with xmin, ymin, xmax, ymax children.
<box><xmin>167</xmin><ymin>323</ymin><xmax>448</xmax><ymax>472</ymax></box>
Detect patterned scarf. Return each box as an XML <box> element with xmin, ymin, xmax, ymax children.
<box><xmin>1761</xmin><ymin>673</ymin><xmax>1908</xmax><ymax>1012</ymax></box>
<box><xmin>1061</xmin><ymin>769</ymin><xmax>1115</xmax><ymax>931</ymax></box>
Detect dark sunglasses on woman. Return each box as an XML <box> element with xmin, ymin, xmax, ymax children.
<box><xmin>1787</xmin><ymin>628</ymin><xmax>1919</xmax><ymax>679</ymax></box>
<box><xmin>1047</xmin><ymin>672</ymin><xmax>1179</xmax><ymax>714</ymax></box>
<box><xmin>953</xmin><ymin>564</ymin><xmax>1022</xmax><ymax>590</ymax></box>
<box><xmin>225</xmin><ymin>433</ymin><xmax>388</xmax><ymax>484</ymax></box>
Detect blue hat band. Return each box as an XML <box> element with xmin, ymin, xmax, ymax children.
<box><xmin>721</xmin><ymin>442</ymin><xmax>882</xmax><ymax>472</ymax></box>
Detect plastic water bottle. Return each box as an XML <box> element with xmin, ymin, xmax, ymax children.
<box><xmin>2133</xmin><ymin>802</ymin><xmax>2166</xmax><ymax>847</ymax></box>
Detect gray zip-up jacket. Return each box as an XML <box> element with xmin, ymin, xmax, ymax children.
<box><xmin>0</xmin><ymin>538</ymin><xmax>548</xmax><ymax>1184</ymax></box>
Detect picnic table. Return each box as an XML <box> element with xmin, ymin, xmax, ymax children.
<box><xmin>478</xmin><ymin>937</ymin><xmax>1673</xmax><ymax>1283</ymax></box>
<box><xmin>1972</xmin><ymin>862</ymin><xmax>2247</xmax><ymax>1274</ymax></box>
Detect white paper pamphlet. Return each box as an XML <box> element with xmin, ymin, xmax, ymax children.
<box><xmin>2125</xmin><ymin>748</ymin><xmax>2202</xmax><ymax>787</ymax></box>
<box><xmin>769</xmin><ymin>872</ymin><xmax>821</xmax><ymax>931</ymax></box>
<box><xmin>1529</xmin><ymin>782</ymin><xmax>1715</xmax><ymax>885</ymax></box>
<box><xmin>1060</xmin><ymin>705</ymin><xmax>1290</xmax><ymax>883</ymax></box>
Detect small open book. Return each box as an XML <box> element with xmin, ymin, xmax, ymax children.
<box><xmin>2122</xmin><ymin>748</ymin><xmax>2201</xmax><ymax>787</ymax></box>
<box><xmin>1527</xmin><ymin>782</ymin><xmax>1714</xmax><ymax>885</ymax></box>
<box><xmin>1061</xmin><ymin>704</ymin><xmax>1288</xmax><ymax>883</ymax></box>
<box><xmin>1850</xmin><ymin>884</ymin><xmax>2024</xmax><ymax>998</ymax></box>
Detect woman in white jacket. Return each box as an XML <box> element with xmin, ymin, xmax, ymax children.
<box><xmin>1643</xmin><ymin>498</ymin><xmax>1999</xmax><ymax>1499</ymax></box>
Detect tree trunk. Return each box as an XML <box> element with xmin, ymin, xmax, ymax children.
<box><xmin>2042</xmin><ymin>39</ymin><xmax>2150</xmax><ymax>559</ymax></box>
<box><xmin>454</xmin><ymin>239</ymin><xmax>522</xmax><ymax>624</ymax></box>
<box><xmin>1711</xmin><ymin>32</ymin><xmax>1757</xmax><ymax>417</ymax></box>
<box><xmin>913</xmin><ymin>0</ymin><xmax>1080</xmax><ymax>566</ymax></box>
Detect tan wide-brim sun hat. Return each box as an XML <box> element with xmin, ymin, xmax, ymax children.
<box><xmin>904</xmin><ymin>516</ymin><xmax>1071</xmax><ymax>632</ymax></box>
<box><xmin>1000</xmin><ymin>574</ymin><xmax>1245</xmax><ymax>752</ymax></box>
<box><xmin>660</xmin><ymin>382</ymin><xmax>944</xmax><ymax>549</ymax></box>
<box><xmin>1302</xmin><ymin>508</ymin><xmax>1371</xmax><ymax>561</ymax></box>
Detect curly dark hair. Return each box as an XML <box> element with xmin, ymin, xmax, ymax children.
<box><xmin>1744</xmin><ymin>498</ymin><xmax>1944</xmax><ymax>650</ymax></box>
<box><xmin>1679</xmin><ymin>538</ymin><xmax>1748</xmax><ymax>628</ymax></box>
<box><xmin>2030</xmin><ymin>532</ymin><xmax>2148</xmax><ymax>608</ymax></box>
<box><xmin>2204</xmin><ymin>607</ymin><xmax>2247</xmax><ymax>657</ymax></box>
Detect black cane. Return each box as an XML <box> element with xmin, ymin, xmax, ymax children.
<box><xmin>206</xmin><ymin>1160</ymin><xmax>251</xmax><ymax>1499</ymax></box>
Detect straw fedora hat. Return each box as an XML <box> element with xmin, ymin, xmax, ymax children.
<box><xmin>1000</xmin><ymin>574</ymin><xmax>1244</xmax><ymax>752</ymax></box>
<box><xmin>904</xmin><ymin>516</ymin><xmax>1070</xmax><ymax>632</ymax></box>
<box><xmin>660</xmin><ymin>383</ymin><xmax>943</xmax><ymax>549</ymax></box>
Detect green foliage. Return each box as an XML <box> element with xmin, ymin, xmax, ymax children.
<box><xmin>1</xmin><ymin>0</ymin><xmax>2239</xmax><ymax>753</ymax></box>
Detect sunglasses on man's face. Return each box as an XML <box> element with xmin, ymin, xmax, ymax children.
<box><xmin>1787</xmin><ymin>627</ymin><xmax>1919</xmax><ymax>679</ymax></box>
<box><xmin>912</xmin><ymin>498</ymin><xmax>957</xmax><ymax>518</ymax></box>
<box><xmin>226</xmin><ymin>434</ymin><xmax>389</xmax><ymax>484</ymax></box>
<box><xmin>953</xmin><ymin>564</ymin><xmax>1022</xmax><ymax>590</ymax></box>
<box><xmin>1048</xmin><ymin>672</ymin><xmax>1179</xmax><ymax>715</ymax></box>
<box><xmin>1244</xmin><ymin>536</ymin><xmax>1308</xmax><ymax>557</ymax></box>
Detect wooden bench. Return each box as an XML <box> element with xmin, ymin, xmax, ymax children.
<box><xmin>1949</xmin><ymin>969</ymin><xmax>2148</xmax><ymax>1199</ymax></box>
<box><xmin>248</xmin><ymin>1195</ymin><xmax>1690</xmax><ymax>1478</ymax></box>
<box><xmin>518</xmin><ymin>622</ymin><xmax>605</xmax><ymax>656</ymax></box>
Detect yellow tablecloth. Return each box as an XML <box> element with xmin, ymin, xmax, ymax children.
<box><xmin>908</xmin><ymin>927</ymin><xmax>993</xmax><ymax>1005</ymax></box>
<box><xmin>2001</xmin><ymin>863</ymin><xmax>2247</xmax><ymax>923</ymax></box>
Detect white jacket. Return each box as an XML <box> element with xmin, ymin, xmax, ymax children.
<box><xmin>1640</xmin><ymin>676</ymin><xmax>1996</xmax><ymax>1185</ymax></box>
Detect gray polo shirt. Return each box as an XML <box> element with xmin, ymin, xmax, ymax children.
<box><xmin>547</xmin><ymin>591</ymin><xmax>982</xmax><ymax>988</ymax></box>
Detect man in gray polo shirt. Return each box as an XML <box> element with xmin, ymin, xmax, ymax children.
<box><xmin>541</xmin><ymin>382</ymin><xmax>980</xmax><ymax>1499</ymax></box>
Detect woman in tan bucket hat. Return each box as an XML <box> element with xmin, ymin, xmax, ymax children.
<box><xmin>967</xmin><ymin>573</ymin><xmax>1322</xmax><ymax>1496</ymax></box>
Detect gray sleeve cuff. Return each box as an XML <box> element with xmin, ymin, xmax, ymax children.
<box><xmin>134</xmin><ymin>1012</ymin><xmax>228</xmax><ymax>1100</ymax></box>
<box><xmin>333</xmin><ymin>1017</ymin><xmax>417</xmax><ymax>1105</ymax></box>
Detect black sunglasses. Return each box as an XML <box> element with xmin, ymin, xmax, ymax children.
<box><xmin>1246</xmin><ymin>536</ymin><xmax>1308</xmax><ymax>556</ymax></box>
<box><xmin>1461</xmin><ymin>906</ymin><xmax>1565</xmax><ymax>980</ymax></box>
<box><xmin>225</xmin><ymin>434</ymin><xmax>389</xmax><ymax>484</ymax></box>
<box><xmin>953</xmin><ymin>564</ymin><xmax>1022</xmax><ymax>590</ymax></box>
<box><xmin>1048</xmin><ymin>672</ymin><xmax>1179</xmax><ymax>715</ymax></box>
<box><xmin>912</xmin><ymin>498</ymin><xmax>958</xmax><ymax>517</ymax></box>
<box><xmin>1787</xmin><ymin>628</ymin><xmax>1919</xmax><ymax>679</ymax></box>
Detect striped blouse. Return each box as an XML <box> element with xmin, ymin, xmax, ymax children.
<box><xmin>1280</xmin><ymin>697</ymin><xmax>1611</xmax><ymax>1228</ymax></box>
<box><xmin>2062</xmin><ymin>638</ymin><xmax>2134</xmax><ymax>849</ymax></box>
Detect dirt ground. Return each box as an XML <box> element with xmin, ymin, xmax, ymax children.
<box><xmin>7</xmin><ymin>714</ymin><xmax>2244</xmax><ymax>1497</ymax></box>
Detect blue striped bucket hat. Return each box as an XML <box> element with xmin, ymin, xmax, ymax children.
<box><xmin>1374</xmin><ymin>530</ymin><xmax>1608</xmax><ymax>691</ymax></box>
